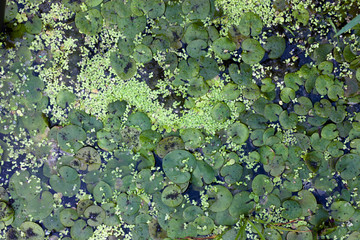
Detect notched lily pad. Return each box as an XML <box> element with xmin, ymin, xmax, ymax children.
<box><xmin>75</xmin><ymin>9</ymin><xmax>103</xmax><ymax>36</ymax></box>
<box><xmin>75</xmin><ymin>147</ymin><xmax>101</xmax><ymax>171</ymax></box>
<box><xmin>241</xmin><ymin>38</ymin><xmax>265</xmax><ymax>65</ymax></box>
<box><xmin>161</xmin><ymin>185</ymin><xmax>183</xmax><ymax>207</ymax></box>
<box><xmin>84</xmin><ymin>205</ymin><xmax>106</xmax><ymax>227</ymax></box>
<box><xmin>208</xmin><ymin>185</ymin><xmax>233</xmax><ymax>212</ymax></box>
<box><xmin>264</xmin><ymin>36</ymin><xmax>286</xmax><ymax>59</ymax></box>
<box><xmin>212</xmin><ymin>37</ymin><xmax>237</xmax><ymax>60</ymax></box>
<box><xmin>110</xmin><ymin>52</ymin><xmax>137</xmax><ymax>80</ymax></box>
<box><xmin>238</xmin><ymin>12</ymin><xmax>263</xmax><ymax>36</ymax></box>
<box><xmin>163</xmin><ymin>150</ymin><xmax>196</xmax><ymax>184</ymax></box>
<box><xmin>57</xmin><ymin>125</ymin><xmax>87</xmax><ymax>153</ymax></box>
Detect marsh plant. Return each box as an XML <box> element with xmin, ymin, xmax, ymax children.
<box><xmin>1</xmin><ymin>0</ymin><xmax>360</xmax><ymax>239</ymax></box>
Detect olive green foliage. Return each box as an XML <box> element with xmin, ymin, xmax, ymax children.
<box><xmin>1</xmin><ymin>0</ymin><xmax>360</xmax><ymax>239</ymax></box>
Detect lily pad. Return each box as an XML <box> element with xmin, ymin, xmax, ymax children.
<box><xmin>336</xmin><ymin>154</ymin><xmax>360</xmax><ymax>180</ymax></box>
<box><xmin>229</xmin><ymin>192</ymin><xmax>255</xmax><ymax>218</ymax></box>
<box><xmin>71</xmin><ymin>219</ymin><xmax>94</xmax><ymax>240</ymax></box>
<box><xmin>133</xmin><ymin>44</ymin><xmax>153</xmax><ymax>64</ymax></box>
<box><xmin>241</xmin><ymin>38</ymin><xmax>265</xmax><ymax>65</ymax></box>
<box><xmin>264</xmin><ymin>36</ymin><xmax>286</xmax><ymax>59</ymax></box>
<box><xmin>57</xmin><ymin>125</ymin><xmax>87</xmax><ymax>153</ymax></box>
<box><xmin>331</xmin><ymin>201</ymin><xmax>355</xmax><ymax>221</ymax></box>
<box><xmin>212</xmin><ymin>37</ymin><xmax>237</xmax><ymax>60</ymax></box>
<box><xmin>75</xmin><ymin>147</ymin><xmax>101</xmax><ymax>171</ymax></box>
<box><xmin>60</xmin><ymin>208</ymin><xmax>78</xmax><ymax>227</ymax></box>
<box><xmin>84</xmin><ymin>205</ymin><xmax>106</xmax><ymax>227</ymax></box>
<box><xmin>282</xmin><ymin>200</ymin><xmax>302</xmax><ymax>220</ymax></box>
<box><xmin>75</xmin><ymin>9</ymin><xmax>103</xmax><ymax>36</ymax></box>
<box><xmin>238</xmin><ymin>12</ymin><xmax>263</xmax><ymax>36</ymax></box>
<box><xmin>20</xmin><ymin>221</ymin><xmax>44</xmax><ymax>240</ymax></box>
<box><xmin>156</xmin><ymin>136</ymin><xmax>185</xmax><ymax>158</ymax></box>
<box><xmin>161</xmin><ymin>185</ymin><xmax>183</xmax><ymax>207</ymax></box>
<box><xmin>208</xmin><ymin>185</ymin><xmax>233</xmax><ymax>212</ymax></box>
<box><xmin>252</xmin><ymin>174</ymin><xmax>273</xmax><ymax>195</ymax></box>
<box><xmin>163</xmin><ymin>150</ymin><xmax>196</xmax><ymax>184</ymax></box>
<box><xmin>182</xmin><ymin>0</ymin><xmax>210</xmax><ymax>20</ymax></box>
<box><xmin>226</xmin><ymin>122</ymin><xmax>249</xmax><ymax>145</ymax></box>
<box><xmin>110</xmin><ymin>52</ymin><xmax>137</xmax><ymax>80</ymax></box>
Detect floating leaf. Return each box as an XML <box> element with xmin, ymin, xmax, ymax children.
<box><xmin>212</xmin><ymin>37</ymin><xmax>237</xmax><ymax>60</ymax></box>
<box><xmin>241</xmin><ymin>38</ymin><xmax>265</xmax><ymax>65</ymax></box>
<box><xmin>75</xmin><ymin>9</ymin><xmax>103</xmax><ymax>36</ymax></box>
<box><xmin>208</xmin><ymin>185</ymin><xmax>233</xmax><ymax>212</ymax></box>
<box><xmin>84</xmin><ymin>205</ymin><xmax>106</xmax><ymax>227</ymax></box>
<box><xmin>163</xmin><ymin>150</ymin><xmax>196</xmax><ymax>184</ymax></box>
<box><xmin>57</xmin><ymin>125</ymin><xmax>87</xmax><ymax>153</ymax></box>
<box><xmin>238</xmin><ymin>12</ymin><xmax>263</xmax><ymax>36</ymax></box>
<box><xmin>182</xmin><ymin>0</ymin><xmax>210</xmax><ymax>20</ymax></box>
<box><xmin>331</xmin><ymin>201</ymin><xmax>355</xmax><ymax>221</ymax></box>
<box><xmin>161</xmin><ymin>185</ymin><xmax>183</xmax><ymax>207</ymax></box>
<box><xmin>264</xmin><ymin>36</ymin><xmax>286</xmax><ymax>59</ymax></box>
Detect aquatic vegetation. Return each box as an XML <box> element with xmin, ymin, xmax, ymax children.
<box><xmin>1</xmin><ymin>0</ymin><xmax>360</xmax><ymax>239</ymax></box>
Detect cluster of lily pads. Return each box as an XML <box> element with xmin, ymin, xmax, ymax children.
<box><xmin>1</xmin><ymin>0</ymin><xmax>360</xmax><ymax>239</ymax></box>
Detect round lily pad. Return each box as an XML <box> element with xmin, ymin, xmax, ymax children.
<box><xmin>84</xmin><ymin>205</ymin><xmax>106</xmax><ymax>227</ymax></box>
<box><xmin>24</xmin><ymin>191</ymin><xmax>54</xmax><ymax>221</ymax></box>
<box><xmin>126</xmin><ymin>111</ymin><xmax>152</xmax><ymax>131</ymax></box>
<box><xmin>321</xmin><ymin>124</ymin><xmax>339</xmax><ymax>140</ymax></box>
<box><xmin>56</xmin><ymin>89</ymin><xmax>76</xmax><ymax>108</ymax></box>
<box><xmin>208</xmin><ymin>185</ymin><xmax>233</xmax><ymax>212</ymax></box>
<box><xmin>71</xmin><ymin>219</ymin><xmax>94</xmax><ymax>240</ymax></box>
<box><xmin>279</xmin><ymin>111</ymin><xmax>298</xmax><ymax>129</ymax></box>
<box><xmin>20</xmin><ymin>221</ymin><xmax>44</xmax><ymax>240</ymax></box>
<box><xmin>0</xmin><ymin>201</ymin><xmax>14</xmax><ymax>222</ymax></box>
<box><xmin>77</xmin><ymin>199</ymin><xmax>94</xmax><ymax>217</ymax></box>
<box><xmin>238</xmin><ymin>12</ymin><xmax>263</xmax><ymax>37</ymax></box>
<box><xmin>110</xmin><ymin>52</ymin><xmax>137</xmax><ymax>80</ymax></box>
<box><xmin>220</xmin><ymin>163</ymin><xmax>243</xmax><ymax>184</ymax></box>
<box><xmin>187</xmin><ymin>76</ymin><xmax>209</xmax><ymax>97</ymax></box>
<box><xmin>97</xmin><ymin>129</ymin><xmax>122</xmax><ymax>151</ymax></box>
<box><xmin>331</xmin><ymin>201</ymin><xmax>355</xmax><ymax>221</ymax></box>
<box><xmin>117</xmin><ymin>37</ymin><xmax>135</xmax><ymax>56</ymax></box>
<box><xmin>116</xmin><ymin>193</ymin><xmax>141</xmax><ymax>216</ymax></box>
<box><xmin>212</xmin><ymin>37</ymin><xmax>237</xmax><ymax>60</ymax></box>
<box><xmin>117</xmin><ymin>15</ymin><xmax>146</xmax><ymax>39</ymax></box>
<box><xmin>133</xmin><ymin>44</ymin><xmax>153</xmax><ymax>63</ymax></box>
<box><xmin>156</xmin><ymin>136</ymin><xmax>185</xmax><ymax>158</ymax></box>
<box><xmin>182</xmin><ymin>0</ymin><xmax>210</xmax><ymax>20</ymax></box>
<box><xmin>286</xmin><ymin>226</ymin><xmax>312</xmax><ymax>240</ymax></box>
<box><xmin>161</xmin><ymin>185</ymin><xmax>183</xmax><ymax>207</ymax></box>
<box><xmin>25</xmin><ymin>15</ymin><xmax>42</xmax><ymax>34</ymax></box>
<box><xmin>57</xmin><ymin>125</ymin><xmax>87</xmax><ymax>153</ymax></box>
<box><xmin>180</xmin><ymin>128</ymin><xmax>204</xmax><ymax>150</ymax></box>
<box><xmin>183</xmin><ymin>206</ymin><xmax>204</xmax><ymax>222</ymax></box>
<box><xmin>241</xmin><ymin>38</ymin><xmax>265</xmax><ymax>65</ymax></box>
<box><xmin>163</xmin><ymin>150</ymin><xmax>196</xmax><ymax>184</ymax></box>
<box><xmin>75</xmin><ymin>147</ymin><xmax>101</xmax><ymax>171</ymax></box>
<box><xmin>282</xmin><ymin>200</ymin><xmax>302</xmax><ymax>220</ymax></box>
<box><xmin>5</xmin><ymin>1</ymin><xmax>18</xmax><ymax>22</ymax></box>
<box><xmin>229</xmin><ymin>192</ymin><xmax>255</xmax><ymax>218</ymax></box>
<box><xmin>211</xmin><ymin>102</ymin><xmax>231</xmax><ymax>122</ymax></box>
<box><xmin>252</xmin><ymin>174</ymin><xmax>273</xmax><ymax>195</ymax></box>
<box><xmin>192</xmin><ymin>160</ymin><xmax>216</xmax><ymax>187</ymax></box>
<box><xmin>187</xmin><ymin>39</ymin><xmax>208</xmax><ymax>58</ymax></box>
<box><xmin>264</xmin><ymin>36</ymin><xmax>286</xmax><ymax>59</ymax></box>
<box><xmin>50</xmin><ymin>166</ymin><xmax>80</xmax><ymax>197</ymax></box>
<box><xmin>75</xmin><ymin>9</ymin><xmax>103</xmax><ymax>36</ymax></box>
<box><xmin>93</xmin><ymin>181</ymin><xmax>113</xmax><ymax>203</ymax></box>
<box><xmin>226</xmin><ymin>122</ymin><xmax>249</xmax><ymax>144</ymax></box>
<box><xmin>336</xmin><ymin>154</ymin><xmax>360</xmax><ymax>180</ymax></box>
<box><xmin>194</xmin><ymin>216</ymin><xmax>214</xmax><ymax>235</ymax></box>
<box><xmin>60</xmin><ymin>208</ymin><xmax>78</xmax><ymax>227</ymax></box>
